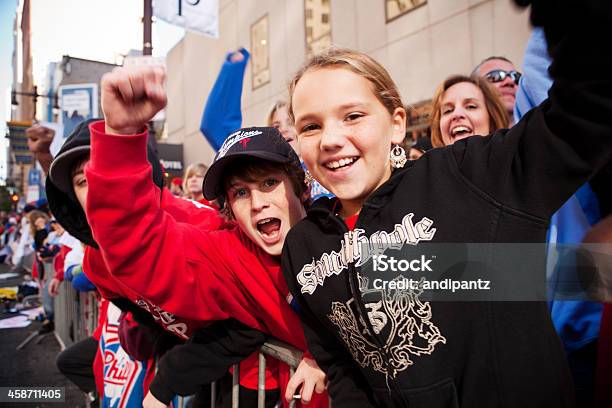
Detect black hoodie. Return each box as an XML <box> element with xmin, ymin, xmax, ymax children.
<box><xmin>282</xmin><ymin>1</ymin><xmax>612</xmax><ymax>406</ymax></box>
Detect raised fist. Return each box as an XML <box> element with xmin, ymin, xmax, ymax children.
<box><xmin>26</xmin><ymin>124</ymin><xmax>54</xmax><ymax>155</ymax></box>
<box><xmin>101</xmin><ymin>65</ymin><xmax>167</xmax><ymax>135</ymax></box>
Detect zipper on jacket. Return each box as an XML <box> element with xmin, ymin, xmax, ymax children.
<box><xmin>331</xmin><ymin>212</ymin><xmax>407</xmax><ymax>403</ymax></box>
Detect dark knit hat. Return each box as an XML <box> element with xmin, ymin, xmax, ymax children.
<box><xmin>46</xmin><ymin>119</ymin><xmax>164</xmax><ymax>247</ymax></box>
<box><xmin>203</xmin><ymin>127</ymin><xmax>300</xmax><ymax>200</ymax></box>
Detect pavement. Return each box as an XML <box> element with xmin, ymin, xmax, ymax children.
<box><xmin>0</xmin><ymin>263</ymin><xmax>87</xmax><ymax>407</ymax></box>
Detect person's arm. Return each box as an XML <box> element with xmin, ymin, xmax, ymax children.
<box><xmin>26</xmin><ymin>124</ymin><xmax>55</xmax><ymax>174</ymax></box>
<box><xmin>282</xmin><ymin>244</ymin><xmax>377</xmax><ymax>407</ymax></box>
<box><xmin>148</xmin><ymin>319</ymin><xmax>267</xmax><ymax>404</ymax></box>
<box><xmin>453</xmin><ymin>0</ymin><xmax>612</xmax><ymax>220</ymax></box>
<box><xmin>200</xmin><ymin>48</ymin><xmax>250</xmax><ymax>150</ymax></box>
<box><xmin>513</xmin><ymin>28</ymin><xmax>552</xmax><ymax>121</ymax></box>
<box><xmin>86</xmin><ymin>122</ymin><xmax>245</xmax><ymax>323</ymax></box>
<box><xmin>85</xmin><ymin>66</ymin><xmax>254</xmax><ymax>325</ymax></box>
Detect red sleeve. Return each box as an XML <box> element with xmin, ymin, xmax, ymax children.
<box><xmin>84</xmin><ymin>121</ymin><xmax>258</xmax><ymax>328</ymax></box>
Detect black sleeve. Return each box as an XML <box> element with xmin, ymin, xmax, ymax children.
<box><xmin>281</xmin><ymin>246</ymin><xmax>378</xmax><ymax>407</ymax></box>
<box><xmin>452</xmin><ymin>0</ymin><xmax>612</xmax><ymax>220</ymax></box>
<box><xmin>148</xmin><ymin>318</ymin><xmax>268</xmax><ymax>404</ymax></box>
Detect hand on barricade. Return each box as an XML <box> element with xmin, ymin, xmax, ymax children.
<box><xmin>48</xmin><ymin>278</ymin><xmax>61</xmax><ymax>297</ymax></box>
<box><xmin>101</xmin><ymin>65</ymin><xmax>167</xmax><ymax>135</ymax></box>
<box><xmin>143</xmin><ymin>391</ymin><xmax>168</xmax><ymax>408</ymax></box>
<box><xmin>285</xmin><ymin>356</ymin><xmax>327</xmax><ymax>405</ymax></box>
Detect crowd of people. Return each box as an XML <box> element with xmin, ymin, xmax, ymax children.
<box><xmin>3</xmin><ymin>0</ymin><xmax>612</xmax><ymax>407</ymax></box>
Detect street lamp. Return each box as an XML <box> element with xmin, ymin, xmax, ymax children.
<box><xmin>11</xmin><ymin>86</ymin><xmax>60</xmax><ymax>117</ymax></box>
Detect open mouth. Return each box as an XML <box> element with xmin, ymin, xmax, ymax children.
<box><xmin>450</xmin><ymin>125</ymin><xmax>473</xmax><ymax>138</ymax></box>
<box><xmin>324</xmin><ymin>156</ymin><xmax>359</xmax><ymax>170</ymax></box>
<box><xmin>256</xmin><ymin>217</ymin><xmax>282</xmax><ymax>241</ymax></box>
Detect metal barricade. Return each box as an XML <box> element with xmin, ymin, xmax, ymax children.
<box><xmin>53</xmin><ymin>285</ymin><xmax>329</xmax><ymax>407</ymax></box>
<box><xmin>207</xmin><ymin>339</ymin><xmax>332</xmax><ymax>408</ymax></box>
<box><xmin>53</xmin><ymin>283</ymin><xmax>98</xmax><ymax>349</ymax></box>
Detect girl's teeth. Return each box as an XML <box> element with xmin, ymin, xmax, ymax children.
<box><xmin>328</xmin><ymin>157</ymin><xmax>355</xmax><ymax>169</ymax></box>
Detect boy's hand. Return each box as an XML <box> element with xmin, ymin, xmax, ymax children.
<box><xmin>285</xmin><ymin>357</ymin><xmax>327</xmax><ymax>405</ymax></box>
<box><xmin>101</xmin><ymin>65</ymin><xmax>167</xmax><ymax>135</ymax></box>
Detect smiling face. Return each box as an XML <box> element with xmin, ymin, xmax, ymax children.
<box><xmin>227</xmin><ymin>170</ymin><xmax>306</xmax><ymax>256</ymax></box>
<box><xmin>292</xmin><ymin>67</ymin><xmax>405</xmax><ymax>217</ymax></box>
<box><xmin>439</xmin><ymin>81</ymin><xmax>491</xmax><ymax>146</ymax></box>
<box><xmin>270</xmin><ymin>105</ymin><xmax>299</xmax><ymax>156</ymax></box>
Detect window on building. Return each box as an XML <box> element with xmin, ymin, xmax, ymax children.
<box><xmin>385</xmin><ymin>0</ymin><xmax>427</xmax><ymax>23</ymax></box>
<box><xmin>304</xmin><ymin>0</ymin><xmax>332</xmax><ymax>57</ymax></box>
<box><xmin>251</xmin><ymin>14</ymin><xmax>270</xmax><ymax>90</ymax></box>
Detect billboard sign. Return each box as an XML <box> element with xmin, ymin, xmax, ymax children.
<box><xmin>59</xmin><ymin>84</ymin><xmax>98</xmax><ymax>138</ymax></box>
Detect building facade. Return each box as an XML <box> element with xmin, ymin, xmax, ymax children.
<box><xmin>7</xmin><ymin>0</ymin><xmax>35</xmax><ymax>195</ymax></box>
<box><xmin>165</xmin><ymin>0</ymin><xmax>531</xmax><ymax>166</ymax></box>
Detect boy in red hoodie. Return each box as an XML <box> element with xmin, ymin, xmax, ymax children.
<box><xmin>50</xmin><ymin>65</ymin><xmax>328</xmax><ymax>407</ymax></box>
<box><xmin>47</xmin><ymin>122</ymin><xmax>322</xmax><ymax>407</ymax></box>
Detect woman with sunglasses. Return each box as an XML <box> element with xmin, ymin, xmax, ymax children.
<box><xmin>473</xmin><ymin>56</ymin><xmax>521</xmax><ymax>122</ymax></box>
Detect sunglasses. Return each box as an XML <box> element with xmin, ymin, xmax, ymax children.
<box><xmin>484</xmin><ymin>69</ymin><xmax>521</xmax><ymax>85</ymax></box>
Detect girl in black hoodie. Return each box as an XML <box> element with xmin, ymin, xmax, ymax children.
<box><xmin>281</xmin><ymin>0</ymin><xmax>612</xmax><ymax>406</ymax></box>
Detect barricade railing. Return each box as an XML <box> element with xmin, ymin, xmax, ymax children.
<box><xmin>53</xmin><ymin>289</ymin><xmax>330</xmax><ymax>407</ymax></box>
<box><xmin>53</xmin><ymin>283</ymin><xmax>98</xmax><ymax>349</ymax></box>
<box><xmin>207</xmin><ymin>339</ymin><xmax>332</xmax><ymax>408</ymax></box>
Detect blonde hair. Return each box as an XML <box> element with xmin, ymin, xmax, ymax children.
<box><xmin>430</xmin><ymin>75</ymin><xmax>510</xmax><ymax>148</ymax></box>
<box><xmin>266</xmin><ymin>100</ymin><xmax>288</xmax><ymax>127</ymax></box>
<box><xmin>182</xmin><ymin>163</ymin><xmax>209</xmax><ymax>199</ymax></box>
<box><xmin>288</xmin><ymin>48</ymin><xmax>404</xmax><ymax>122</ymax></box>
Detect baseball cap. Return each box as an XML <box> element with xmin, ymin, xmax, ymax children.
<box><xmin>203</xmin><ymin>127</ymin><xmax>300</xmax><ymax>200</ymax></box>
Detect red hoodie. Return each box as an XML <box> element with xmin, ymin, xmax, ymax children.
<box><xmin>84</xmin><ymin>122</ymin><xmax>327</xmax><ymax>404</ymax></box>
<box><xmin>85</xmin><ymin>121</ymin><xmax>308</xmax><ymax>351</ymax></box>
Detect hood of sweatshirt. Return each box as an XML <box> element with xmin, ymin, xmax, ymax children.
<box><xmin>46</xmin><ymin>119</ymin><xmax>164</xmax><ymax>248</ymax></box>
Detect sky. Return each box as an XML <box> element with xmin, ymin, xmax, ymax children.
<box><xmin>0</xmin><ymin>0</ymin><xmax>185</xmax><ymax>182</ymax></box>
<box><xmin>0</xmin><ymin>0</ymin><xmax>17</xmax><ymax>182</ymax></box>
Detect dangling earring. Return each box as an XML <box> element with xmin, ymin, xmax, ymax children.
<box><xmin>304</xmin><ymin>169</ymin><xmax>314</xmax><ymax>187</ymax></box>
<box><xmin>389</xmin><ymin>145</ymin><xmax>407</xmax><ymax>169</ymax></box>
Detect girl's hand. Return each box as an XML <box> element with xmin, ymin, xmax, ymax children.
<box><xmin>285</xmin><ymin>356</ymin><xmax>327</xmax><ymax>405</ymax></box>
